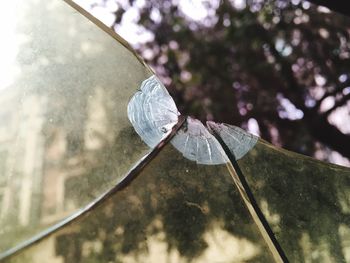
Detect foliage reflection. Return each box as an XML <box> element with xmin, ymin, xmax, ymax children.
<box><xmin>238</xmin><ymin>140</ymin><xmax>350</xmax><ymax>262</ymax></box>
<box><xmin>4</xmin><ymin>143</ymin><xmax>274</xmax><ymax>263</ymax></box>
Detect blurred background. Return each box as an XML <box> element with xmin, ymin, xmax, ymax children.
<box><xmin>74</xmin><ymin>0</ymin><xmax>350</xmax><ymax>167</ymax></box>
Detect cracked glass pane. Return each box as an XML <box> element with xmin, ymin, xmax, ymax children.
<box><xmin>234</xmin><ymin>139</ymin><xmax>350</xmax><ymax>262</ymax></box>
<box><xmin>0</xmin><ymin>0</ymin><xmax>154</xmax><ymax>253</ymax></box>
<box><xmin>2</xmin><ymin>143</ymin><xmax>276</xmax><ymax>263</ymax></box>
<box><xmin>3</xmin><ymin>0</ymin><xmax>350</xmax><ymax>262</ymax></box>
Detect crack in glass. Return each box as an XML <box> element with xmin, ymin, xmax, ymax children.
<box><xmin>127</xmin><ymin>75</ymin><xmax>180</xmax><ymax>148</ymax></box>
<box><xmin>127</xmin><ymin>75</ymin><xmax>258</xmax><ymax>164</ymax></box>
<box><xmin>171</xmin><ymin>117</ymin><xmax>228</xmax><ymax>165</ymax></box>
<box><xmin>207</xmin><ymin>121</ymin><xmax>258</xmax><ymax>160</ymax></box>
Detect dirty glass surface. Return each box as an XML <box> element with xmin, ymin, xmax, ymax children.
<box><xmin>0</xmin><ymin>0</ymin><xmax>153</xmax><ymax>253</ymax></box>
<box><xmin>2</xmin><ymin>143</ymin><xmax>276</xmax><ymax>263</ymax></box>
<box><xmin>236</xmin><ymin>139</ymin><xmax>350</xmax><ymax>262</ymax></box>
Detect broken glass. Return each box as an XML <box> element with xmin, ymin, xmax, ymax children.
<box><xmin>1</xmin><ymin>0</ymin><xmax>350</xmax><ymax>262</ymax></box>
<box><xmin>0</xmin><ymin>0</ymin><xmax>158</xmax><ymax>253</ymax></box>
<box><xmin>2</xmin><ymin>143</ymin><xmax>276</xmax><ymax>263</ymax></box>
<box><xmin>127</xmin><ymin>75</ymin><xmax>180</xmax><ymax>148</ymax></box>
<box><xmin>235</xmin><ymin>140</ymin><xmax>350</xmax><ymax>262</ymax></box>
<box><xmin>205</xmin><ymin>121</ymin><xmax>350</xmax><ymax>261</ymax></box>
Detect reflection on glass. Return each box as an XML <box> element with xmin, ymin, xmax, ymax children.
<box><xmin>0</xmin><ymin>0</ymin><xmax>153</xmax><ymax>252</ymax></box>
<box><xmin>237</xmin><ymin>139</ymin><xmax>350</xmax><ymax>262</ymax></box>
<box><xmin>3</xmin><ymin>143</ymin><xmax>275</xmax><ymax>263</ymax></box>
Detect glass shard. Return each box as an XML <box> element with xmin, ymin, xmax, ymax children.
<box><xmin>0</xmin><ymin>0</ymin><xmax>153</xmax><ymax>253</ymax></box>
<box><xmin>236</xmin><ymin>140</ymin><xmax>350</xmax><ymax>262</ymax></box>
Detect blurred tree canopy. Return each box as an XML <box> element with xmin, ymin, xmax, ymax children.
<box><xmin>94</xmin><ymin>0</ymin><xmax>350</xmax><ymax>164</ymax></box>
